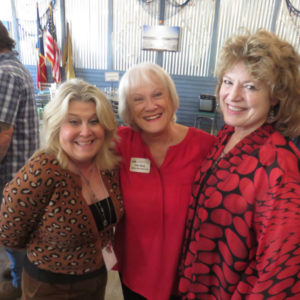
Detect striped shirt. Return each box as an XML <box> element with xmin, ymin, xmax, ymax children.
<box><xmin>0</xmin><ymin>51</ymin><xmax>39</xmax><ymax>189</ymax></box>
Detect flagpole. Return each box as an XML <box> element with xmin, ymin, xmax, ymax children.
<box><xmin>60</xmin><ymin>0</ymin><xmax>66</xmax><ymax>54</ymax></box>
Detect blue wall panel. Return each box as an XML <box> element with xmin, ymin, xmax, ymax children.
<box><xmin>28</xmin><ymin>65</ymin><xmax>224</xmax><ymax>132</ymax></box>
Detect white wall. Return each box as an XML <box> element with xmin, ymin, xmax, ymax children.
<box><xmin>0</xmin><ymin>0</ymin><xmax>12</xmax><ymax>20</ymax></box>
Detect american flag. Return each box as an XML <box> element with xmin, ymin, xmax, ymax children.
<box><xmin>45</xmin><ymin>2</ymin><xmax>61</xmax><ymax>83</ymax></box>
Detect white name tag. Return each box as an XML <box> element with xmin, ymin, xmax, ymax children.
<box><xmin>102</xmin><ymin>244</ymin><xmax>117</xmax><ymax>271</ymax></box>
<box><xmin>130</xmin><ymin>158</ymin><xmax>151</xmax><ymax>173</ymax></box>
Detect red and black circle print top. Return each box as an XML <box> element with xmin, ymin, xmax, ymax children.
<box><xmin>179</xmin><ymin>124</ymin><xmax>300</xmax><ymax>300</ymax></box>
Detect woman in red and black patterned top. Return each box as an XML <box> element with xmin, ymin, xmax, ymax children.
<box><xmin>179</xmin><ymin>30</ymin><xmax>300</xmax><ymax>299</ymax></box>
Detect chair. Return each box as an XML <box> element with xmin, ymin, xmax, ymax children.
<box><xmin>194</xmin><ymin>111</ymin><xmax>217</xmax><ymax>135</ymax></box>
<box><xmin>194</xmin><ymin>94</ymin><xmax>217</xmax><ymax>135</ymax></box>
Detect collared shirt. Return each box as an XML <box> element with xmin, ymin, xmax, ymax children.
<box><xmin>0</xmin><ymin>51</ymin><xmax>39</xmax><ymax>189</ymax></box>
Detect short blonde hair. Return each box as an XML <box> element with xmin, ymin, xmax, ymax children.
<box><xmin>118</xmin><ymin>62</ymin><xmax>179</xmax><ymax>129</ymax></box>
<box><xmin>216</xmin><ymin>30</ymin><xmax>300</xmax><ymax>137</ymax></box>
<box><xmin>38</xmin><ymin>78</ymin><xmax>119</xmax><ymax>170</ymax></box>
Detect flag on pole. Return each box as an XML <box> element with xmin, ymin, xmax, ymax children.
<box><xmin>45</xmin><ymin>2</ymin><xmax>61</xmax><ymax>83</ymax></box>
<box><xmin>36</xmin><ymin>3</ymin><xmax>47</xmax><ymax>89</ymax></box>
<box><xmin>62</xmin><ymin>22</ymin><xmax>75</xmax><ymax>80</ymax></box>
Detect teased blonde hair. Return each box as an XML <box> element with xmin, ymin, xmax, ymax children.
<box><xmin>37</xmin><ymin>78</ymin><xmax>119</xmax><ymax>170</ymax></box>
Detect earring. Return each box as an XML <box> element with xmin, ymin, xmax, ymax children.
<box><xmin>268</xmin><ymin>107</ymin><xmax>275</xmax><ymax>123</ymax></box>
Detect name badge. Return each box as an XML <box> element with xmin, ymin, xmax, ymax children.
<box><xmin>102</xmin><ymin>243</ymin><xmax>117</xmax><ymax>271</ymax></box>
<box><xmin>130</xmin><ymin>158</ymin><xmax>151</xmax><ymax>173</ymax></box>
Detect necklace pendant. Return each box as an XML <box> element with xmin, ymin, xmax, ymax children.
<box><xmin>103</xmin><ymin>219</ymin><xmax>108</xmax><ymax>226</ymax></box>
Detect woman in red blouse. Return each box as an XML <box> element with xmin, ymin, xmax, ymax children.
<box><xmin>179</xmin><ymin>30</ymin><xmax>300</xmax><ymax>299</ymax></box>
<box><xmin>114</xmin><ymin>63</ymin><xmax>216</xmax><ymax>300</ymax></box>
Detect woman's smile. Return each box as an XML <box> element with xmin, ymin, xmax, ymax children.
<box><xmin>59</xmin><ymin>100</ymin><xmax>105</xmax><ymax>165</ymax></box>
<box><xmin>143</xmin><ymin>113</ymin><xmax>163</xmax><ymax>121</ymax></box>
<box><xmin>220</xmin><ymin>61</ymin><xmax>272</xmax><ymax>138</ymax></box>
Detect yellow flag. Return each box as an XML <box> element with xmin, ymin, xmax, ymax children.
<box><xmin>62</xmin><ymin>22</ymin><xmax>75</xmax><ymax>80</ymax></box>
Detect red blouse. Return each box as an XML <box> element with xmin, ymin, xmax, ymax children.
<box><xmin>179</xmin><ymin>124</ymin><xmax>300</xmax><ymax>299</ymax></box>
<box><xmin>115</xmin><ymin>126</ymin><xmax>216</xmax><ymax>300</ymax></box>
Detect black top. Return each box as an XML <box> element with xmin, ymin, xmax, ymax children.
<box><xmin>89</xmin><ymin>196</ymin><xmax>117</xmax><ymax>231</ymax></box>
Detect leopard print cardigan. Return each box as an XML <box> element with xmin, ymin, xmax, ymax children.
<box><xmin>0</xmin><ymin>152</ymin><xmax>123</xmax><ymax>275</ymax></box>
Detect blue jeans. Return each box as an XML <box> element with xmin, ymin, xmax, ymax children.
<box><xmin>1</xmin><ymin>184</ymin><xmax>25</xmax><ymax>289</ymax></box>
<box><xmin>1</xmin><ymin>183</ymin><xmax>26</xmax><ymax>288</ymax></box>
<box><xmin>5</xmin><ymin>248</ymin><xmax>26</xmax><ymax>288</ymax></box>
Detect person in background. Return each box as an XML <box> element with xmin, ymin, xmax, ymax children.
<box><xmin>0</xmin><ymin>79</ymin><xmax>123</xmax><ymax>300</ymax></box>
<box><xmin>114</xmin><ymin>62</ymin><xmax>216</xmax><ymax>300</ymax></box>
<box><xmin>0</xmin><ymin>20</ymin><xmax>40</xmax><ymax>300</ymax></box>
<box><xmin>179</xmin><ymin>30</ymin><xmax>300</xmax><ymax>299</ymax></box>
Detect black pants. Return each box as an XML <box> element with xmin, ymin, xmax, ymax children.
<box><xmin>121</xmin><ymin>280</ymin><xmax>181</xmax><ymax>300</ymax></box>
